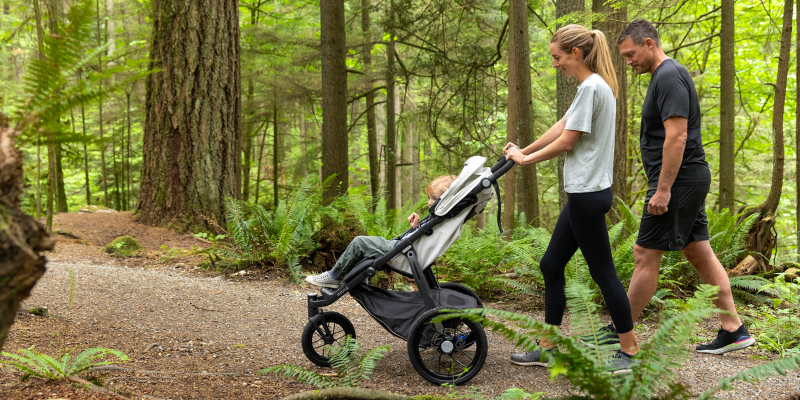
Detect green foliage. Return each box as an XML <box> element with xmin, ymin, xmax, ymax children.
<box><xmin>698</xmin><ymin>354</ymin><xmax>800</xmax><ymax>400</ymax></box>
<box><xmin>439</xmin><ymin>283</ymin><xmax>723</xmax><ymax>400</ymax></box>
<box><xmin>103</xmin><ymin>235</ymin><xmax>140</xmax><ymax>257</ymax></box>
<box><xmin>0</xmin><ymin>347</ymin><xmax>129</xmax><ymax>380</ymax></box>
<box><xmin>746</xmin><ymin>274</ymin><xmax>800</xmax><ymax>357</ymax></box>
<box><xmin>258</xmin><ymin>336</ymin><xmax>390</xmax><ymax>388</ymax></box>
<box><xmin>227</xmin><ymin>175</ymin><xmax>325</xmax><ymax>282</ymax></box>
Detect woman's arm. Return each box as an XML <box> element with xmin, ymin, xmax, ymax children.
<box><xmin>506</xmin><ymin>129</ymin><xmax>582</xmax><ymax>165</ymax></box>
<box><xmin>519</xmin><ymin>115</ymin><xmax>568</xmax><ymax>155</ymax></box>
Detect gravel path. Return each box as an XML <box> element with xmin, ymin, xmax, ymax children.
<box><xmin>18</xmin><ymin>248</ymin><xmax>799</xmax><ymax>399</ymax></box>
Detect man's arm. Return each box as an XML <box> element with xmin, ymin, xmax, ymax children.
<box><xmin>648</xmin><ymin>116</ymin><xmax>687</xmax><ymax>215</ymax></box>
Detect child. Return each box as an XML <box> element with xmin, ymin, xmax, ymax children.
<box><xmin>305</xmin><ymin>175</ymin><xmax>457</xmax><ymax>288</ymax></box>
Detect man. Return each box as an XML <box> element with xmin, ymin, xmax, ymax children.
<box><xmin>610</xmin><ymin>19</ymin><xmax>755</xmax><ymax>354</ymax></box>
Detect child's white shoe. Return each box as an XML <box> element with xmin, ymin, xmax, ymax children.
<box><xmin>305</xmin><ymin>272</ymin><xmax>341</xmax><ymax>289</ymax></box>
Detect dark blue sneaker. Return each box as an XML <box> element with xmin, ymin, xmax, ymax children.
<box><xmin>578</xmin><ymin>323</ymin><xmax>620</xmax><ymax>348</ymax></box>
<box><xmin>696</xmin><ymin>325</ymin><xmax>755</xmax><ymax>354</ymax></box>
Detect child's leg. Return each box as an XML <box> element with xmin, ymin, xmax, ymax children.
<box><xmin>330</xmin><ymin>236</ymin><xmax>395</xmax><ymax>278</ymax></box>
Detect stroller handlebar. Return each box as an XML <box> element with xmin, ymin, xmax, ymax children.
<box><xmin>489</xmin><ymin>155</ymin><xmax>515</xmax><ymax>181</ymax></box>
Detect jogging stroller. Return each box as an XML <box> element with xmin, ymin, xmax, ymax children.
<box><xmin>302</xmin><ymin>156</ymin><xmax>515</xmax><ymax>385</ymax></box>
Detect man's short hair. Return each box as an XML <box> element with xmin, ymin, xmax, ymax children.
<box><xmin>617</xmin><ymin>19</ymin><xmax>660</xmax><ymax>47</ymax></box>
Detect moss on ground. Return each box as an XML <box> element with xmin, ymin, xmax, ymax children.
<box><xmin>104</xmin><ymin>236</ymin><xmax>141</xmax><ymax>257</ymax></box>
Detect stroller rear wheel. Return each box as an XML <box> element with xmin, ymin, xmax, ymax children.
<box><xmin>301</xmin><ymin>311</ymin><xmax>355</xmax><ymax>367</ymax></box>
<box><xmin>407</xmin><ymin>307</ymin><xmax>487</xmax><ymax>385</ymax></box>
<box><xmin>438</xmin><ymin>282</ymin><xmax>483</xmax><ymax>308</ymax></box>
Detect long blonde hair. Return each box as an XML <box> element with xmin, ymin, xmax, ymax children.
<box><xmin>551</xmin><ymin>24</ymin><xmax>618</xmax><ymax>98</ymax></box>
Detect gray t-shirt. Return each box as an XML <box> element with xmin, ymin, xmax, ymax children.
<box><xmin>562</xmin><ymin>73</ymin><xmax>616</xmax><ymax>193</ymax></box>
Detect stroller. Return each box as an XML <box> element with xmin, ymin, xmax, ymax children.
<box><xmin>302</xmin><ymin>156</ymin><xmax>515</xmax><ymax>385</ymax></box>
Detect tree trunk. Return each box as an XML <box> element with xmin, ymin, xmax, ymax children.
<box><xmin>125</xmin><ymin>89</ymin><xmax>133</xmax><ymax>210</ymax></box>
<box><xmin>273</xmin><ymin>100</ymin><xmax>279</xmax><ymax>208</ymax></box>
<box><xmin>106</xmin><ymin>0</ymin><xmax>114</xmax><ymax>56</ymax></box>
<box><xmin>719</xmin><ymin>0</ymin><xmax>735</xmax><ymax>214</ymax></box>
<box><xmin>243</xmin><ymin>78</ymin><xmax>254</xmax><ymax>202</ymax></box>
<box><xmin>385</xmin><ymin>24</ymin><xmax>397</xmax><ymax>218</ymax></box>
<box><xmin>255</xmin><ymin>116</ymin><xmax>268</xmax><ymax>205</ymax></box>
<box><xmin>796</xmin><ymin>0</ymin><xmax>800</xmax><ymax>261</ymax></box>
<box><xmin>503</xmin><ymin>3</ymin><xmax>517</xmax><ymax>232</ymax></box>
<box><xmin>555</xmin><ymin>0</ymin><xmax>584</xmax><ymax>209</ymax></box>
<box><xmin>320</xmin><ymin>0</ymin><xmax>348</xmax><ymax>203</ymax></box>
<box><xmin>94</xmin><ymin>0</ymin><xmax>109</xmax><ymax>207</ymax></box>
<box><xmin>136</xmin><ymin>0</ymin><xmax>242</xmax><ymax>231</ymax></box>
<box><xmin>79</xmin><ymin>71</ymin><xmax>91</xmax><ymax>206</ymax></box>
<box><xmin>0</xmin><ymin>124</ymin><xmax>55</xmax><ymax>352</ymax></box>
<box><xmin>511</xmin><ymin>0</ymin><xmax>539</xmax><ymax>227</ymax></box>
<box><xmin>593</xmin><ymin>0</ymin><xmax>627</xmax><ymax>222</ymax></box>
<box><xmin>299</xmin><ymin>102</ymin><xmax>307</xmax><ymax>177</ymax></box>
<box><xmin>362</xmin><ymin>0</ymin><xmax>380</xmax><ymax>212</ymax></box>
<box><xmin>742</xmin><ymin>0</ymin><xmax>792</xmax><ymax>265</ymax></box>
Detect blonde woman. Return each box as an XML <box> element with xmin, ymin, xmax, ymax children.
<box><xmin>504</xmin><ymin>24</ymin><xmax>639</xmax><ymax>373</ymax></box>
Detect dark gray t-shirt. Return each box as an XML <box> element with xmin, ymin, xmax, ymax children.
<box><xmin>640</xmin><ymin>59</ymin><xmax>710</xmax><ymax>186</ymax></box>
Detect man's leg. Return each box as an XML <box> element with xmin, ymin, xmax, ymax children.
<box><xmin>627</xmin><ymin>244</ymin><xmax>664</xmax><ymax>322</ymax></box>
<box><xmin>681</xmin><ymin>240</ymin><xmax>742</xmax><ymax>332</ymax></box>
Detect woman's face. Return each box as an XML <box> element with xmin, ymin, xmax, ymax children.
<box><xmin>549</xmin><ymin>42</ymin><xmax>581</xmax><ymax>79</ymax></box>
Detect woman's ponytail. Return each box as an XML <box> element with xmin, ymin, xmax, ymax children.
<box><xmin>551</xmin><ymin>25</ymin><xmax>619</xmax><ymax>98</ymax></box>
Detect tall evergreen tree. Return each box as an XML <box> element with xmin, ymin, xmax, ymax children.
<box><xmin>136</xmin><ymin>0</ymin><xmax>242</xmax><ymax>231</ymax></box>
<box><xmin>320</xmin><ymin>0</ymin><xmax>348</xmax><ymax>202</ymax></box>
<box><xmin>719</xmin><ymin>0</ymin><xmax>736</xmax><ymax>214</ymax></box>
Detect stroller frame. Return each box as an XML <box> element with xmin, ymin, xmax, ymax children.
<box><xmin>303</xmin><ymin>157</ymin><xmax>515</xmax><ymax>385</ymax></box>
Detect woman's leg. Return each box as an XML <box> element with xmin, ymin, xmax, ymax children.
<box><xmin>567</xmin><ymin>188</ymin><xmax>638</xmax><ymax>354</ymax></box>
<box><xmin>538</xmin><ymin>203</ymin><xmax>580</xmax><ymax>348</ymax></box>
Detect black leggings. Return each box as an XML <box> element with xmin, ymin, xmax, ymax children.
<box><xmin>539</xmin><ymin>188</ymin><xmax>634</xmax><ymax>334</ymax></box>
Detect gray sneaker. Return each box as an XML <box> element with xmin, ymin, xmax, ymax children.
<box><xmin>605</xmin><ymin>350</ymin><xmax>637</xmax><ymax>374</ymax></box>
<box><xmin>510</xmin><ymin>346</ymin><xmax>559</xmax><ymax>367</ymax></box>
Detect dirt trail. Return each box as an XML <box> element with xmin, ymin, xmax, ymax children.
<box><xmin>0</xmin><ymin>213</ymin><xmax>797</xmax><ymax>399</ymax></box>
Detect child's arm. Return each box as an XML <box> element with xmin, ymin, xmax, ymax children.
<box><xmin>408</xmin><ymin>212</ymin><xmax>420</xmax><ymax>228</ymax></box>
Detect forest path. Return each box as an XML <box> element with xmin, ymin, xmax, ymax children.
<box><xmin>0</xmin><ymin>210</ymin><xmax>796</xmax><ymax>399</ymax></box>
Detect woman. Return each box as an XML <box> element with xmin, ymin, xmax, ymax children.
<box><xmin>504</xmin><ymin>24</ymin><xmax>639</xmax><ymax>373</ymax></box>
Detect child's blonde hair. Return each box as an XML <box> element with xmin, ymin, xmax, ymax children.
<box><xmin>425</xmin><ymin>175</ymin><xmax>457</xmax><ymax>196</ymax></box>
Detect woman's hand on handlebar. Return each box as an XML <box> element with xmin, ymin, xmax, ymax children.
<box><xmin>503</xmin><ymin>142</ymin><xmax>519</xmax><ymax>155</ymax></box>
<box><xmin>505</xmin><ymin>146</ymin><xmax>526</xmax><ymax>164</ymax></box>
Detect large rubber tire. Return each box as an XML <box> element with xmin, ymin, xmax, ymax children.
<box><xmin>439</xmin><ymin>282</ymin><xmax>483</xmax><ymax>308</ymax></box>
<box><xmin>407</xmin><ymin>307</ymin><xmax>488</xmax><ymax>385</ymax></box>
<box><xmin>301</xmin><ymin>311</ymin><xmax>355</xmax><ymax>367</ymax></box>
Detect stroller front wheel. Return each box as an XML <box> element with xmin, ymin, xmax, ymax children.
<box><xmin>407</xmin><ymin>307</ymin><xmax>488</xmax><ymax>385</ymax></box>
<box><xmin>301</xmin><ymin>311</ymin><xmax>356</xmax><ymax>367</ymax></box>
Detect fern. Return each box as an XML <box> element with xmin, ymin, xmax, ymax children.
<box><xmin>259</xmin><ymin>336</ymin><xmax>389</xmax><ymax>388</ymax></box>
<box><xmin>0</xmin><ymin>347</ymin><xmax>129</xmax><ymax>380</ymax></box>
<box><xmin>698</xmin><ymin>354</ymin><xmax>800</xmax><ymax>399</ymax></box>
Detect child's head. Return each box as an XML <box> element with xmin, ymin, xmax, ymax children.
<box><xmin>425</xmin><ymin>175</ymin><xmax>457</xmax><ymax>206</ymax></box>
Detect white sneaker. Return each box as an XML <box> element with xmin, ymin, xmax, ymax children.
<box><xmin>305</xmin><ymin>272</ymin><xmax>341</xmax><ymax>289</ymax></box>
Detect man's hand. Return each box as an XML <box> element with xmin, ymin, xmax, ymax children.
<box><xmin>408</xmin><ymin>212</ymin><xmax>420</xmax><ymax>228</ymax></box>
<box><xmin>648</xmin><ymin>189</ymin><xmax>670</xmax><ymax>215</ymax></box>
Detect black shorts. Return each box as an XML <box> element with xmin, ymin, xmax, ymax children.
<box><xmin>636</xmin><ymin>183</ymin><xmax>710</xmax><ymax>251</ymax></box>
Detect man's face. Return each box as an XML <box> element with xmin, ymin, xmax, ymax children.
<box><xmin>619</xmin><ymin>37</ymin><xmax>654</xmax><ymax>75</ymax></box>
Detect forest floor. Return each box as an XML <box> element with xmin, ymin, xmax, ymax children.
<box><xmin>0</xmin><ymin>211</ymin><xmax>798</xmax><ymax>400</ymax></box>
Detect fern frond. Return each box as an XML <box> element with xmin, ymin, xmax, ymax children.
<box><xmin>698</xmin><ymin>354</ymin><xmax>800</xmax><ymax>400</ymax></box>
<box><xmin>67</xmin><ymin>348</ymin><xmax>129</xmax><ymax>375</ymax></box>
<box><xmin>355</xmin><ymin>345</ymin><xmax>391</xmax><ymax>385</ymax></box>
<box><xmin>258</xmin><ymin>364</ymin><xmax>335</xmax><ymax>388</ymax></box>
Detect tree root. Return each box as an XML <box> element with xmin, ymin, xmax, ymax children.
<box><xmin>90</xmin><ymin>365</ymin><xmax>255</xmax><ymax>377</ymax></box>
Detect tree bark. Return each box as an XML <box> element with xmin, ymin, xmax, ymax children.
<box><xmin>593</xmin><ymin>0</ymin><xmax>627</xmax><ymax>222</ymax></box>
<box><xmin>796</xmin><ymin>0</ymin><xmax>799</xmax><ymax>260</ymax></box>
<box><xmin>362</xmin><ymin>0</ymin><xmax>379</xmax><ymax>211</ymax></box>
<box><xmin>743</xmin><ymin>0</ymin><xmax>792</xmax><ymax>263</ymax></box>
<box><xmin>96</xmin><ymin>0</ymin><xmax>108</xmax><ymax>207</ymax></box>
<box><xmin>0</xmin><ymin>124</ymin><xmax>55</xmax><ymax>352</ymax></box>
<box><xmin>48</xmin><ymin>0</ymin><xmax>67</xmax><ymax>214</ymax></box>
<box><xmin>280</xmin><ymin>387</ymin><xmax>409</xmax><ymax>400</ymax></box>
<box><xmin>503</xmin><ymin>2</ymin><xmax>517</xmax><ymax>232</ymax></box>
<box><xmin>385</xmin><ymin>20</ymin><xmax>398</xmax><ymax>218</ymax></box>
<box><xmin>243</xmin><ymin>78</ymin><xmax>254</xmax><ymax>202</ymax></box>
<box><xmin>106</xmin><ymin>0</ymin><xmax>114</xmax><ymax>56</ymax></box>
<box><xmin>555</xmin><ymin>0</ymin><xmax>584</xmax><ymax>209</ymax></box>
<box><xmin>79</xmin><ymin>70</ymin><xmax>91</xmax><ymax>206</ymax></box>
<box><xmin>136</xmin><ymin>0</ymin><xmax>242</xmax><ymax>231</ymax></box>
<box><xmin>273</xmin><ymin>100</ymin><xmax>279</xmax><ymax>208</ymax></box>
<box><xmin>719</xmin><ymin>0</ymin><xmax>735</xmax><ymax>214</ymax></box>
<box><xmin>320</xmin><ymin>0</ymin><xmax>348</xmax><ymax>203</ymax></box>
<box><xmin>511</xmin><ymin>0</ymin><xmax>540</xmax><ymax>227</ymax></box>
